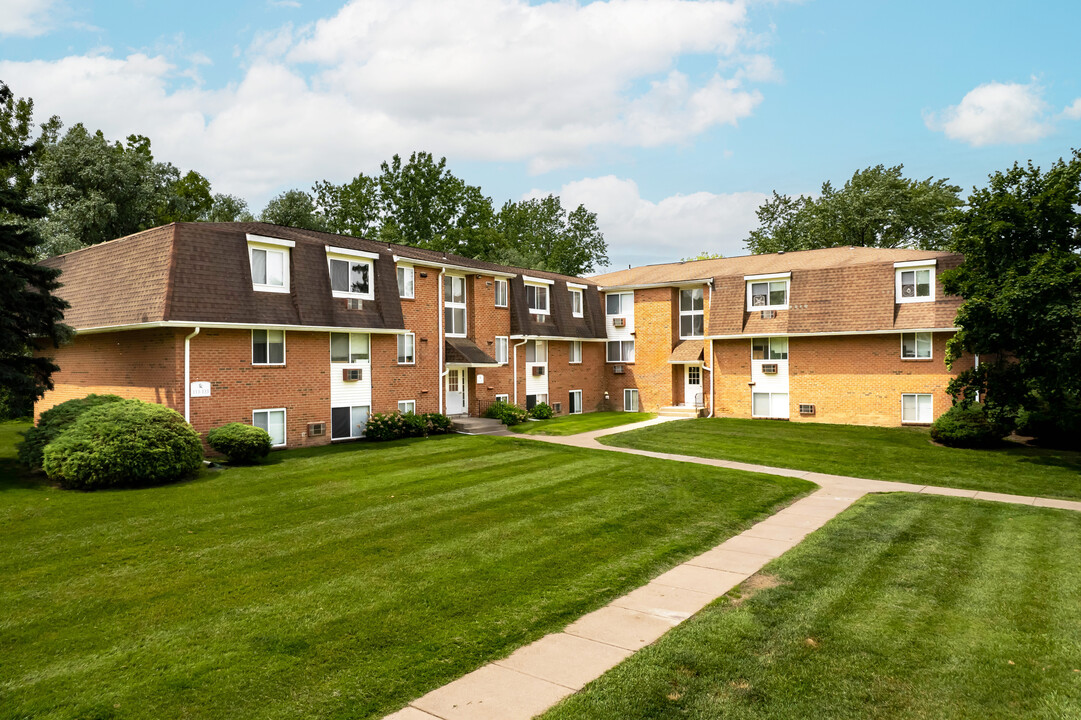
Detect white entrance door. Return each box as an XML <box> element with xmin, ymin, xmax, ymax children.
<box><xmin>684</xmin><ymin>365</ymin><xmax>702</xmax><ymax>407</ymax></box>
<box><xmin>446</xmin><ymin>368</ymin><xmax>467</xmax><ymax>415</ymax></box>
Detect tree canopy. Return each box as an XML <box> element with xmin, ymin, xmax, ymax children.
<box><xmin>942</xmin><ymin>150</ymin><xmax>1081</xmax><ymax>422</ymax></box>
<box><xmin>746</xmin><ymin>164</ymin><xmax>963</xmax><ymax>254</ymax></box>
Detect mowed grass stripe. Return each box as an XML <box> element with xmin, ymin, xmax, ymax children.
<box><xmin>0</xmin><ymin>427</ymin><xmax>810</xmax><ymax>720</ymax></box>
<box><xmin>542</xmin><ymin>494</ymin><xmax>1081</xmax><ymax>720</ymax></box>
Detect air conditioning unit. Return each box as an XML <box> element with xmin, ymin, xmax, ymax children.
<box><xmin>342</xmin><ymin>368</ymin><xmax>362</xmax><ymax>382</ymax></box>
<box><xmin>532</xmin><ymin>366</ymin><xmax>545</xmax><ymax>376</ymax></box>
<box><xmin>612</xmin><ymin>317</ymin><xmax>626</xmax><ymax>327</ymax></box>
<box><xmin>307</xmin><ymin>422</ymin><xmax>326</xmax><ymax>437</ymax></box>
<box><xmin>612</xmin><ymin>364</ymin><xmax>624</xmax><ymax>374</ymax></box>
<box><xmin>553</xmin><ymin>402</ymin><xmax>562</xmax><ymax>414</ymax></box>
<box><xmin>798</xmin><ymin>404</ymin><xmax>816</xmax><ymax>415</ymax></box>
<box><xmin>346</xmin><ymin>298</ymin><xmax>363</xmax><ymax>310</ymax></box>
<box><xmin>762</xmin><ymin>363</ymin><xmax>778</xmax><ymax>374</ymax></box>
<box><xmin>760</xmin><ymin>310</ymin><xmax>777</xmax><ymax>319</ymax></box>
<box><xmin>532</xmin><ymin>313</ymin><xmax>548</xmax><ymax>323</ymax></box>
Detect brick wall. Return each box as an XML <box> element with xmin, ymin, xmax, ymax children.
<box><xmin>548</xmin><ymin>341</ymin><xmax>608</xmax><ymax>414</ymax></box>
<box><xmin>603</xmin><ymin>287</ymin><xmax>678</xmax><ymax>411</ymax></box>
<box><xmin>469</xmin><ymin>274</ymin><xmax>514</xmax><ymax>413</ymax></box>
<box><xmin>35</xmin><ymin>328</ymin><xmax>184</xmax><ymax>419</ymax></box>
<box><xmin>372</xmin><ymin>265</ymin><xmax>441</xmax><ymax>414</ymax></box>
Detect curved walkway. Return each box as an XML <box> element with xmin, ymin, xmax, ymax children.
<box><xmin>387</xmin><ymin>418</ymin><xmax>1081</xmax><ymax>720</ymax></box>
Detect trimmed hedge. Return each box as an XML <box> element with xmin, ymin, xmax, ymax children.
<box><xmin>42</xmin><ymin>400</ymin><xmax>204</xmax><ymax>490</ymax></box>
<box><xmin>364</xmin><ymin>412</ymin><xmax>453</xmax><ymax>441</ymax></box>
<box><xmin>529</xmin><ymin>402</ymin><xmax>554</xmax><ymax>420</ymax></box>
<box><xmin>930</xmin><ymin>402</ymin><xmax>1009</xmax><ymax>449</ymax></box>
<box><xmin>485</xmin><ymin>400</ymin><xmax>528</xmax><ymax>426</ymax></box>
<box><xmin>207</xmin><ymin>422</ymin><xmax>272</xmax><ymax>464</ymax></box>
<box><xmin>17</xmin><ymin>394</ymin><xmax>126</xmax><ymax>469</ymax></box>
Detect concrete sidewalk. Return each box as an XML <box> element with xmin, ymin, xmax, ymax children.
<box><xmin>385</xmin><ymin>418</ymin><xmax>1081</xmax><ymax>719</ymax></box>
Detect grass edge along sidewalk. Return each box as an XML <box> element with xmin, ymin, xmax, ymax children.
<box><xmin>600</xmin><ymin>417</ymin><xmax>1081</xmax><ymax>501</ymax></box>
<box><xmin>510</xmin><ymin>411</ymin><xmax>656</xmax><ymax>436</ymax></box>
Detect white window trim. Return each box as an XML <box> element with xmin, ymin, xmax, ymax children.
<box><xmin>249</xmin><ymin>243</ymin><xmax>290</xmax><ymax>294</ymax></box>
<box><xmin>525</xmin><ymin>282</ymin><xmax>550</xmax><ymax>314</ymax></box>
<box><xmin>569</xmin><ymin>340</ymin><xmax>582</xmax><ymax>364</ymax></box>
<box><xmin>494</xmin><ymin>279</ymin><xmax>508</xmax><ymax>308</ymax></box>
<box><xmin>752</xmin><ymin>336</ymin><xmax>789</xmax><ymax>361</ymax></box>
<box><xmin>252</xmin><ymin>329</ymin><xmax>286</xmax><ymax>366</ymax></box>
<box><xmin>751</xmin><ymin>391</ymin><xmax>789</xmax><ymax>419</ymax></box>
<box><xmin>326</xmin><ymin>245</ymin><xmax>379</xmax><ymax>260</ymax></box>
<box><xmin>330</xmin><ymin>332</ymin><xmax>371</xmax><ymax>363</ymax></box>
<box><xmin>900</xmin><ymin>331</ymin><xmax>933</xmax><ymax>360</ymax></box>
<box><xmin>327</xmin><ymin>253</ymin><xmax>375</xmax><ymax>300</ymax></box>
<box><xmin>495</xmin><ymin>393</ymin><xmax>509</xmax><ymax>403</ymax></box>
<box><xmin>570</xmin><ymin>288</ymin><xmax>584</xmax><ymax>318</ymax></box>
<box><xmin>397</xmin><ymin>332</ymin><xmax>416</xmax><ymax>365</ymax></box>
<box><xmin>247</xmin><ymin>234</ymin><xmax>296</xmax><ymax>249</ymax></box>
<box><xmin>495</xmin><ymin>336</ymin><xmax>509</xmax><ymax>364</ymax></box>
<box><xmin>894</xmin><ymin>259</ymin><xmax>938</xmax><ymax>269</ymax></box>
<box><xmin>895</xmin><ymin>265</ymin><xmax>936</xmax><ymax>304</ymax></box>
<box><xmin>522</xmin><ymin>274</ymin><xmax>555</xmax><ymax>285</ymax></box>
<box><xmin>445</xmin><ymin>275</ymin><xmax>468</xmax><ymax>337</ymax></box>
<box><xmin>398</xmin><ymin>400</ymin><xmax>416</xmax><ymax>414</ymax></box>
<box><xmin>397</xmin><ymin>265</ymin><xmax>415</xmax><ymax>299</ymax></box>
<box><xmin>679</xmin><ymin>287</ymin><xmax>705</xmax><ymax>339</ymax></box>
<box><xmin>746</xmin><ymin>278</ymin><xmax>790</xmax><ymax>311</ymax></box>
<box><xmin>252</xmin><ymin>407</ymin><xmax>287</xmax><ymax>447</ymax></box>
<box><xmin>570</xmin><ymin>389</ymin><xmax>583</xmax><ymax>414</ymax></box>
<box><xmin>605</xmin><ymin>291</ymin><xmax>633</xmax><ymax>316</ymax></box>
<box><xmin>331</xmin><ymin>405</ymin><xmax>371</xmax><ymax>440</ymax></box>
<box><xmin>607</xmin><ymin>339</ymin><xmax>634</xmax><ymax>363</ymax></box>
<box><xmin>623</xmin><ymin>388</ymin><xmax>639</xmax><ymax>412</ymax></box>
<box><xmin>744</xmin><ymin>271</ymin><xmax>792</xmax><ymax>282</ymax></box>
<box><xmin>901</xmin><ymin>393</ymin><xmax>934</xmax><ymax>424</ymax></box>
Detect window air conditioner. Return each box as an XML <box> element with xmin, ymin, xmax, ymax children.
<box><xmin>308</xmin><ymin>422</ymin><xmax>326</xmax><ymax>437</ymax></box>
<box><xmin>553</xmin><ymin>402</ymin><xmax>562</xmax><ymax>414</ymax></box>
<box><xmin>798</xmin><ymin>404</ymin><xmax>816</xmax><ymax>415</ymax></box>
<box><xmin>347</xmin><ymin>298</ymin><xmax>362</xmax><ymax>310</ymax></box>
<box><xmin>612</xmin><ymin>317</ymin><xmax>626</xmax><ymax>327</ymax></box>
<box><xmin>343</xmin><ymin>368</ymin><xmax>362</xmax><ymax>382</ymax></box>
<box><xmin>612</xmin><ymin>364</ymin><xmax>624</xmax><ymax>374</ymax></box>
<box><xmin>762</xmin><ymin>363</ymin><xmax>778</xmax><ymax>374</ymax></box>
<box><xmin>532</xmin><ymin>366</ymin><xmax>545</xmax><ymax>376</ymax></box>
<box><xmin>760</xmin><ymin>310</ymin><xmax>777</xmax><ymax>319</ymax></box>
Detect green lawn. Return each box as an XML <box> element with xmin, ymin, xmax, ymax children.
<box><xmin>545</xmin><ymin>493</ymin><xmax>1081</xmax><ymax>720</ymax></box>
<box><xmin>511</xmin><ymin>411</ymin><xmax>656</xmax><ymax>436</ymax></box>
<box><xmin>0</xmin><ymin>421</ymin><xmax>810</xmax><ymax>720</ymax></box>
<box><xmin>602</xmin><ymin>417</ymin><xmax>1081</xmax><ymax>500</ymax></box>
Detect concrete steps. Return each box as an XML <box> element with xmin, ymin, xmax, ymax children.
<box><xmin>656</xmin><ymin>406</ymin><xmax>707</xmax><ymax>419</ymax></box>
<box><xmin>451</xmin><ymin>416</ymin><xmax>512</xmax><ymax>436</ymax></box>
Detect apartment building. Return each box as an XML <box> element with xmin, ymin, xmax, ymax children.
<box><xmin>36</xmin><ymin>223</ymin><xmax>971</xmax><ymax>447</ymax></box>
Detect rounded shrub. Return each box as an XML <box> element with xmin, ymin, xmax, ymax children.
<box><xmin>42</xmin><ymin>399</ymin><xmax>204</xmax><ymax>490</ymax></box>
<box><xmin>529</xmin><ymin>402</ymin><xmax>554</xmax><ymax>420</ymax></box>
<box><xmin>17</xmin><ymin>393</ymin><xmax>126</xmax><ymax>469</ymax></box>
<box><xmin>485</xmin><ymin>400</ymin><xmax>528</xmax><ymax>426</ymax></box>
<box><xmin>207</xmin><ymin>422</ymin><xmax>272</xmax><ymax>464</ymax></box>
<box><xmin>929</xmin><ymin>403</ymin><xmax>1009</xmax><ymax>449</ymax></box>
<box><xmin>422</xmin><ymin>412</ymin><xmax>453</xmax><ymax>435</ymax></box>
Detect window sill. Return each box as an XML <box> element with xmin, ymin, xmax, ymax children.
<box><xmin>400</xmin><ymin>295</ymin><xmax>415</xmax><ymax>301</ymax></box>
<box><xmin>747</xmin><ymin>305</ymin><xmax>788</xmax><ymax>312</ymax></box>
<box><xmin>901</xmin><ymin>422</ymin><xmax>932</xmax><ymax>427</ymax></box>
<box><xmin>332</xmin><ymin>291</ymin><xmax>375</xmax><ymax>301</ymax></box>
<box><xmin>895</xmin><ymin>298</ymin><xmax>934</xmax><ymax>305</ymax></box>
<box><xmin>252</xmin><ymin>363</ymin><xmax>286</xmax><ymax>367</ymax></box>
<box><xmin>397</xmin><ymin>361</ymin><xmax>416</xmax><ymax>366</ymax></box>
<box><xmin>900</xmin><ymin>357</ymin><xmax>933</xmax><ymax>362</ymax></box>
<box><xmin>253</xmin><ymin>285</ymin><xmax>289</xmax><ymax>294</ymax></box>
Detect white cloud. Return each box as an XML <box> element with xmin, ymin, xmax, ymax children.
<box><xmin>0</xmin><ymin>0</ymin><xmax>774</xmax><ymax>204</ymax></box>
<box><xmin>0</xmin><ymin>0</ymin><xmax>62</xmax><ymax>37</ymax></box>
<box><xmin>528</xmin><ymin>176</ymin><xmax>768</xmax><ymax>269</ymax></box>
<box><xmin>925</xmin><ymin>81</ymin><xmax>1053</xmax><ymax>146</ymax></box>
<box><xmin>1061</xmin><ymin>98</ymin><xmax>1081</xmax><ymax>121</ymax></box>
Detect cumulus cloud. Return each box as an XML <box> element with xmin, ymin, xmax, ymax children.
<box><xmin>0</xmin><ymin>0</ymin><xmax>775</xmax><ymax>202</ymax></box>
<box><xmin>924</xmin><ymin>81</ymin><xmax>1053</xmax><ymax>146</ymax></box>
<box><xmin>0</xmin><ymin>0</ymin><xmax>62</xmax><ymax>37</ymax></box>
<box><xmin>1061</xmin><ymin>98</ymin><xmax>1081</xmax><ymax>121</ymax></box>
<box><xmin>528</xmin><ymin>176</ymin><xmax>768</xmax><ymax>269</ymax></box>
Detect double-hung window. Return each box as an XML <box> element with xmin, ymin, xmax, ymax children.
<box><xmin>624</xmin><ymin>389</ymin><xmax>639</xmax><ymax>412</ymax></box>
<box><xmin>495</xmin><ymin>336</ymin><xmax>509</xmax><ymax>364</ymax></box>
<box><xmin>902</xmin><ymin>394</ymin><xmax>933</xmax><ymax>424</ymax></box>
<box><xmin>901</xmin><ymin>332</ymin><xmax>932</xmax><ymax>359</ymax></box>
<box><xmin>252</xmin><ymin>329</ymin><xmax>285</xmax><ymax>365</ymax></box>
<box><xmin>494</xmin><ymin>279</ymin><xmax>508</xmax><ymax>308</ymax></box>
<box><xmin>525</xmin><ymin>340</ymin><xmax>547</xmax><ymax>363</ymax></box>
<box><xmin>248</xmin><ymin>235</ymin><xmax>294</xmax><ymax>293</ymax></box>
<box><xmin>746</xmin><ymin>273</ymin><xmax>790</xmax><ymax>311</ymax></box>
<box><xmin>397</xmin><ymin>332</ymin><xmax>415</xmax><ymax>364</ymax></box>
<box><xmin>330</xmin><ymin>332</ymin><xmax>370</xmax><ymax>362</ymax></box>
<box><xmin>606</xmin><ymin>292</ymin><xmax>632</xmax><ymax>316</ymax></box>
<box><xmin>607</xmin><ymin>340</ymin><xmax>635</xmax><ymax>363</ymax></box>
<box><xmin>253</xmin><ymin>408</ymin><xmax>286</xmax><ymax>447</ymax></box>
<box><xmin>327</xmin><ymin>247</ymin><xmax>376</xmax><ymax>299</ymax></box>
<box><xmin>526</xmin><ymin>284</ymin><xmax>549</xmax><ymax>315</ymax></box>
<box><xmin>680</xmin><ymin>287</ymin><xmax>705</xmax><ymax>338</ymax></box>
<box><xmin>570</xmin><ymin>288</ymin><xmax>584</xmax><ymax>317</ymax></box>
<box><xmin>752</xmin><ymin>337</ymin><xmax>788</xmax><ymax>360</ymax></box>
<box><xmin>569</xmin><ymin>340</ymin><xmax>582</xmax><ymax>364</ymax></box>
<box><xmin>444</xmin><ymin>276</ymin><xmax>467</xmax><ymax>336</ymax></box>
<box><xmin>397</xmin><ymin>266</ymin><xmax>414</xmax><ymax>298</ymax></box>
<box><xmin>895</xmin><ymin>261</ymin><xmax>935</xmax><ymax>303</ymax></box>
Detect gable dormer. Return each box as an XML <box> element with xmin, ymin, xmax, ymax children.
<box><xmin>247</xmin><ymin>234</ymin><xmax>294</xmax><ymax>294</ymax></box>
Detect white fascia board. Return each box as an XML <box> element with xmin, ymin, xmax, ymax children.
<box><xmin>72</xmin><ymin>321</ymin><xmax>410</xmax><ymax>335</ymax></box>
<box><xmin>743</xmin><ymin>271</ymin><xmax>791</xmax><ymax>282</ymax></box>
<box><xmin>509</xmin><ymin>334</ymin><xmax>608</xmax><ymax>342</ymax></box>
<box><xmin>894</xmin><ymin>259</ymin><xmax>938</xmax><ymax>268</ymax></box>
<box><xmin>706</xmin><ymin>327</ymin><xmax>958</xmax><ymax>340</ymax></box>
<box><xmin>445</xmin><ymin>361</ymin><xmax>502</xmax><ymax>368</ymax></box>
<box><xmin>566</xmin><ymin>282</ymin><xmax>589</xmax><ymax>290</ymax></box>
<box><xmin>391</xmin><ymin>255</ymin><xmax>517</xmax><ymax>278</ymax></box>
<box><xmin>326</xmin><ymin>245</ymin><xmax>381</xmax><ymax>260</ymax></box>
<box><xmin>246</xmin><ymin>233</ymin><xmax>296</xmax><ymax>248</ymax></box>
<box><xmin>598</xmin><ymin>279</ymin><xmax>712</xmax><ymax>291</ymax></box>
<box><xmin>522</xmin><ymin>275</ymin><xmax>556</xmax><ymax>285</ymax></box>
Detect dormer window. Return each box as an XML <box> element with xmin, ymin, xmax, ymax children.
<box><xmin>568</xmin><ymin>282</ymin><xmax>586</xmax><ymax>318</ymax></box>
<box><xmin>247</xmin><ymin>234</ymin><xmax>294</xmax><ymax>294</ymax></box>
<box><xmin>895</xmin><ymin>260</ymin><xmax>936</xmax><ymax>303</ymax></box>
<box><xmin>745</xmin><ymin>272</ymin><xmax>790</xmax><ymax>311</ymax></box>
<box><xmin>326</xmin><ymin>245</ymin><xmax>378</xmax><ymax>300</ymax></box>
<box><xmin>523</xmin><ymin>275</ymin><xmax>553</xmax><ymax>316</ymax></box>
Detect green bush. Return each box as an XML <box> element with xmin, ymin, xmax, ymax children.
<box><xmin>0</xmin><ymin>386</ymin><xmax>34</xmax><ymax>421</ymax></box>
<box><xmin>364</xmin><ymin>411</ymin><xmax>454</xmax><ymax>441</ymax></box>
<box><xmin>423</xmin><ymin>412</ymin><xmax>453</xmax><ymax>435</ymax></box>
<box><xmin>485</xmin><ymin>400</ymin><xmax>528</xmax><ymax>426</ymax></box>
<box><xmin>17</xmin><ymin>394</ymin><xmax>126</xmax><ymax>469</ymax></box>
<box><xmin>42</xmin><ymin>399</ymin><xmax>204</xmax><ymax>490</ymax></box>
<box><xmin>930</xmin><ymin>403</ymin><xmax>1009</xmax><ymax>449</ymax></box>
<box><xmin>207</xmin><ymin>422</ymin><xmax>272</xmax><ymax>464</ymax></box>
<box><xmin>529</xmin><ymin>402</ymin><xmax>554</xmax><ymax>420</ymax></box>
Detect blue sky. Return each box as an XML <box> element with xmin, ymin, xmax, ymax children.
<box><xmin>2</xmin><ymin>0</ymin><xmax>1079</xmax><ymax>269</ymax></box>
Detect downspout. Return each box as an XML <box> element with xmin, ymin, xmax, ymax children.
<box><xmin>512</xmin><ymin>338</ymin><xmax>528</xmax><ymax>406</ymax></box>
<box><xmin>438</xmin><ymin>268</ymin><xmax>446</xmax><ymax>414</ymax></box>
<box><xmin>702</xmin><ymin>281</ymin><xmax>714</xmax><ymax>416</ymax></box>
<box><xmin>183</xmin><ymin>327</ymin><xmax>200</xmax><ymax>423</ymax></box>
